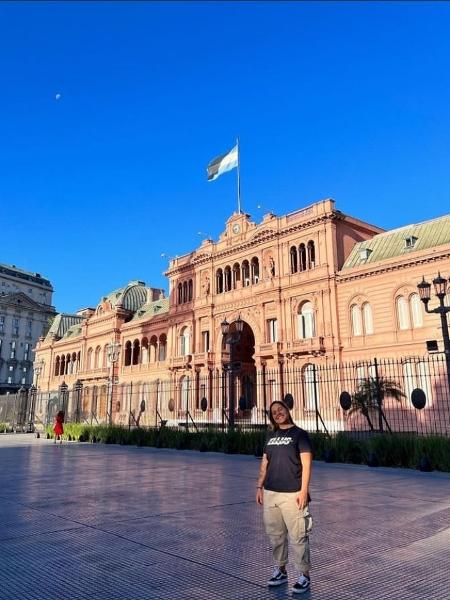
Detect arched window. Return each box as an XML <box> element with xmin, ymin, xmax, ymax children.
<box><xmin>72</xmin><ymin>352</ymin><xmax>77</xmax><ymax>374</ymax></box>
<box><xmin>307</xmin><ymin>241</ymin><xmax>315</xmax><ymax>269</ymax></box>
<box><xmin>132</xmin><ymin>340</ymin><xmax>140</xmax><ymax>365</ymax></box>
<box><xmin>158</xmin><ymin>334</ymin><xmax>167</xmax><ymax>361</ymax></box>
<box><xmin>303</xmin><ymin>364</ymin><xmax>319</xmax><ymax>411</ymax></box>
<box><xmin>87</xmin><ymin>348</ymin><xmax>94</xmax><ymax>370</ymax></box>
<box><xmin>396</xmin><ymin>296</ymin><xmax>409</xmax><ymax>330</ymax></box>
<box><xmin>410</xmin><ymin>293</ymin><xmax>423</xmax><ymax>328</ymax></box>
<box><xmin>298</xmin><ymin>301</ymin><xmax>315</xmax><ymax>339</ymax></box>
<box><xmin>141</xmin><ymin>338</ymin><xmax>149</xmax><ymax>364</ymax></box>
<box><xmin>299</xmin><ymin>244</ymin><xmax>307</xmax><ymax>271</ymax></box>
<box><xmin>150</xmin><ymin>336</ymin><xmax>158</xmax><ymax>362</ymax></box>
<box><xmin>180</xmin><ymin>376</ymin><xmax>190</xmax><ymax>411</ymax></box>
<box><xmin>124</xmin><ymin>341</ymin><xmax>132</xmax><ymax>367</ymax></box>
<box><xmin>251</xmin><ymin>257</ymin><xmax>259</xmax><ymax>284</ymax></box>
<box><xmin>188</xmin><ymin>279</ymin><xmax>193</xmax><ymax>301</ymax></box>
<box><xmin>224</xmin><ymin>266</ymin><xmax>232</xmax><ymax>292</ymax></box>
<box><xmin>232</xmin><ymin>263</ymin><xmax>241</xmax><ymax>289</ymax></box>
<box><xmin>351</xmin><ymin>304</ymin><xmax>362</xmax><ymax>336</ymax></box>
<box><xmin>216</xmin><ymin>269</ymin><xmax>223</xmax><ymax>294</ymax></box>
<box><xmin>242</xmin><ymin>260</ymin><xmax>250</xmax><ymax>287</ymax></box>
<box><xmin>362</xmin><ymin>302</ymin><xmax>374</xmax><ymax>335</ymax></box>
<box><xmin>180</xmin><ymin>327</ymin><xmax>190</xmax><ymax>356</ymax></box>
<box><xmin>54</xmin><ymin>356</ymin><xmax>60</xmax><ymax>376</ymax></box>
<box><xmin>94</xmin><ymin>346</ymin><xmax>101</xmax><ymax>369</ymax></box>
<box><xmin>102</xmin><ymin>345</ymin><xmax>108</xmax><ymax>368</ymax></box>
<box><xmin>60</xmin><ymin>354</ymin><xmax>66</xmax><ymax>375</ymax></box>
<box><xmin>182</xmin><ymin>281</ymin><xmax>188</xmax><ymax>303</ymax></box>
<box><xmin>290</xmin><ymin>246</ymin><xmax>298</xmax><ymax>274</ymax></box>
<box><xmin>177</xmin><ymin>283</ymin><xmax>183</xmax><ymax>304</ymax></box>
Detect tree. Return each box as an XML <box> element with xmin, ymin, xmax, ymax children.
<box><xmin>350</xmin><ymin>376</ymin><xmax>406</xmax><ymax>432</ymax></box>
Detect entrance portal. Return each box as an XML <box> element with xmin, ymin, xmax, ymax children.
<box><xmin>222</xmin><ymin>320</ymin><xmax>257</xmax><ymax>418</ymax></box>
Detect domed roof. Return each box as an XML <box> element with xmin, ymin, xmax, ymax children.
<box><xmin>100</xmin><ymin>281</ymin><xmax>150</xmax><ymax>313</ymax></box>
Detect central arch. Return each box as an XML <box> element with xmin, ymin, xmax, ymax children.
<box><xmin>222</xmin><ymin>320</ymin><xmax>257</xmax><ymax>417</ymax></box>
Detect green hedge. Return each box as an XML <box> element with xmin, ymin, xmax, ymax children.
<box><xmin>44</xmin><ymin>424</ymin><xmax>450</xmax><ymax>472</ymax></box>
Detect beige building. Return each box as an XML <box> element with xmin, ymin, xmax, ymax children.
<box><xmin>0</xmin><ymin>263</ymin><xmax>55</xmax><ymax>394</ymax></box>
<box><xmin>34</xmin><ymin>199</ymin><xmax>450</xmax><ymax>432</ymax></box>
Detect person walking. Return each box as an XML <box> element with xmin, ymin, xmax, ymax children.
<box><xmin>53</xmin><ymin>410</ymin><xmax>64</xmax><ymax>444</ymax></box>
<box><xmin>256</xmin><ymin>400</ymin><xmax>313</xmax><ymax>594</ymax></box>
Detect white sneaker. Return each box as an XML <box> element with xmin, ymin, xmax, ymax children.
<box><xmin>292</xmin><ymin>574</ymin><xmax>310</xmax><ymax>594</ymax></box>
<box><xmin>267</xmin><ymin>566</ymin><xmax>288</xmax><ymax>586</ymax></box>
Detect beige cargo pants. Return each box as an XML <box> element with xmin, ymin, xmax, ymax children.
<box><xmin>263</xmin><ymin>489</ymin><xmax>313</xmax><ymax>573</ymax></box>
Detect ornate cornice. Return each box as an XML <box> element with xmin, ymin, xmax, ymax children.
<box><xmin>167</xmin><ymin>212</ymin><xmax>337</xmax><ymax>275</ymax></box>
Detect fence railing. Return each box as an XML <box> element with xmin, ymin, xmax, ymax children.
<box><xmin>1</xmin><ymin>354</ymin><xmax>449</xmax><ymax>437</ymax></box>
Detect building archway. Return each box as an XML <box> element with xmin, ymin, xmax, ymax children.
<box><xmin>222</xmin><ymin>320</ymin><xmax>257</xmax><ymax>417</ymax></box>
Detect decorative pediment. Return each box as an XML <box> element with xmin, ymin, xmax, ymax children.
<box><xmin>0</xmin><ymin>291</ymin><xmax>47</xmax><ymax>311</ymax></box>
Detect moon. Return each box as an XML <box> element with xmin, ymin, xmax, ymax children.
<box><xmin>55</xmin><ymin>93</ymin><xmax>61</xmax><ymax>100</ymax></box>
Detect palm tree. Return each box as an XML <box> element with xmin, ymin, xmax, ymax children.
<box><xmin>350</xmin><ymin>376</ymin><xmax>406</xmax><ymax>432</ymax></box>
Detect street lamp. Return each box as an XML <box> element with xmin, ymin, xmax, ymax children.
<box><xmin>417</xmin><ymin>273</ymin><xmax>450</xmax><ymax>392</ymax></box>
<box><xmin>107</xmin><ymin>341</ymin><xmax>121</xmax><ymax>425</ymax></box>
<box><xmin>221</xmin><ymin>316</ymin><xmax>244</xmax><ymax>428</ymax></box>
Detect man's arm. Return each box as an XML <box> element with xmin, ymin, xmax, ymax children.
<box><xmin>256</xmin><ymin>453</ymin><xmax>268</xmax><ymax>505</ymax></box>
<box><xmin>297</xmin><ymin>451</ymin><xmax>312</xmax><ymax>509</ymax></box>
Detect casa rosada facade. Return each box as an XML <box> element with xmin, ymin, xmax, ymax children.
<box><xmin>34</xmin><ymin>199</ymin><xmax>450</xmax><ymax>430</ymax></box>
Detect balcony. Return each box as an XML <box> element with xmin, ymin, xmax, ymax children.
<box><xmin>259</xmin><ymin>342</ymin><xmax>282</xmax><ymax>357</ymax></box>
<box><xmin>169</xmin><ymin>354</ymin><xmax>192</xmax><ymax>370</ymax></box>
<box><xmin>285</xmin><ymin>337</ymin><xmax>325</xmax><ymax>356</ymax></box>
<box><xmin>192</xmin><ymin>352</ymin><xmax>215</xmax><ymax>367</ymax></box>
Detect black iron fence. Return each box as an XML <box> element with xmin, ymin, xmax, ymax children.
<box><xmin>1</xmin><ymin>354</ymin><xmax>449</xmax><ymax>437</ymax></box>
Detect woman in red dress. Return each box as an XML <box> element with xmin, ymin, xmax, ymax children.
<box><xmin>53</xmin><ymin>410</ymin><xmax>64</xmax><ymax>444</ymax></box>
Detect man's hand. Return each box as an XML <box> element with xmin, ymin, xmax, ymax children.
<box><xmin>256</xmin><ymin>488</ymin><xmax>264</xmax><ymax>505</ymax></box>
<box><xmin>296</xmin><ymin>489</ymin><xmax>308</xmax><ymax>510</ymax></box>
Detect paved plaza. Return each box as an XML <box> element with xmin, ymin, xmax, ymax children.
<box><xmin>0</xmin><ymin>435</ymin><xmax>449</xmax><ymax>600</ymax></box>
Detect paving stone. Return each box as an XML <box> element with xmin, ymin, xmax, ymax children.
<box><xmin>0</xmin><ymin>433</ymin><xmax>449</xmax><ymax>599</ymax></box>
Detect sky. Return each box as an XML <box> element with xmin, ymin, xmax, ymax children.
<box><xmin>1</xmin><ymin>1</ymin><xmax>450</xmax><ymax>313</ymax></box>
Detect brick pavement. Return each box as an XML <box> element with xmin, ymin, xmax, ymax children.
<box><xmin>0</xmin><ymin>434</ymin><xmax>449</xmax><ymax>599</ymax></box>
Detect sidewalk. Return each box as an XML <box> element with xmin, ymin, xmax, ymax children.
<box><xmin>0</xmin><ymin>434</ymin><xmax>449</xmax><ymax>599</ymax></box>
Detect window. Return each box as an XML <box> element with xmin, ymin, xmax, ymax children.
<box><xmin>362</xmin><ymin>303</ymin><xmax>374</xmax><ymax>335</ymax></box>
<box><xmin>87</xmin><ymin>348</ymin><xmax>93</xmax><ymax>370</ymax></box>
<box><xmin>351</xmin><ymin>304</ymin><xmax>362</xmax><ymax>336</ymax></box>
<box><xmin>0</xmin><ymin>315</ymin><xmax>5</xmax><ymax>334</ymax></box>
<box><xmin>21</xmin><ymin>377</ymin><xmax>26</xmax><ymax>385</ymax></box>
<box><xmin>403</xmin><ymin>360</ymin><xmax>432</xmax><ymax>406</ymax></box>
<box><xmin>298</xmin><ymin>302</ymin><xmax>315</xmax><ymax>339</ymax></box>
<box><xmin>290</xmin><ymin>246</ymin><xmax>298</xmax><ymax>274</ymax></box>
<box><xmin>7</xmin><ymin>376</ymin><xmax>12</xmax><ymax>384</ymax></box>
<box><xmin>396</xmin><ymin>296</ymin><xmax>410</xmax><ymax>330</ymax></box>
<box><xmin>12</xmin><ymin>318</ymin><xmax>19</xmax><ymax>336</ymax></box>
<box><xmin>0</xmin><ymin>339</ymin><xmax>2</xmax><ymax>357</ymax></box>
<box><xmin>202</xmin><ymin>331</ymin><xmax>210</xmax><ymax>353</ymax></box>
<box><xmin>180</xmin><ymin>376</ymin><xmax>190</xmax><ymax>411</ymax></box>
<box><xmin>267</xmin><ymin>319</ymin><xmax>278</xmax><ymax>343</ymax></box>
<box><xmin>404</xmin><ymin>236</ymin><xmax>418</xmax><ymax>249</ymax></box>
<box><xmin>24</xmin><ymin>343</ymin><xmax>30</xmax><ymax>361</ymax></box>
<box><xmin>307</xmin><ymin>241</ymin><xmax>315</xmax><ymax>269</ymax></box>
<box><xmin>158</xmin><ymin>335</ymin><xmax>167</xmax><ymax>361</ymax></box>
<box><xmin>303</xmin><ymin>364</ymin><xmax>319</xmax><ymax>411</ymax></box>
<box><xmin>27</xmin><ymin>320</ymin><xmax>33</xmax><ymax>337</ymax></box>
<box><xmin>180</xmin><ymin>327</ymin><xmax>190</xmax><ymax>356</ymax></box>
<box><xmin>410</xmin><ymin>293</ymin><xmax>423</xmax><ymax>328</ymax></box>
<box><xmin>10</xmin><ymin>341</ymin><xmax>16</xmax><ymax>359</ymax></box>
<box><xmin>9</xmin><ymin>365</ymin><xmax>14</xmax><ymax>372</ymax></box>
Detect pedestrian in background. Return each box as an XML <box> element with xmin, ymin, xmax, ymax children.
<box><xmin>53</xmin><ymin>410</ymin><xmax>64</xmax><ymax>444</ymax></box>
<box><xmin>256</xmin><ymin>400</ymin><xmax>313</xmax><ymax>594</ymax></box>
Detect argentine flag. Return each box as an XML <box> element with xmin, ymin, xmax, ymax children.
<box><xmin>207</xmin><ymin>144</ymin><xmax>239</xmax><ymax>181</ymax></box>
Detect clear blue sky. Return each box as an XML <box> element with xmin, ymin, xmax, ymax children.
<box><xmin>1</xmin><ymin>1</ymin><xmax>450</xmax><ymax>313</ymax></box>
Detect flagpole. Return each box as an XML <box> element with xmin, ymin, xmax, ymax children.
<box><xmin>236</xmin><ymin>137</ymin><xmax>241</xmax><ymax>214</ymax></box>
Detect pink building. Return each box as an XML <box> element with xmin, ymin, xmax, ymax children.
<box><xmin>34</xmin><ymin>199</ymin><xmax>450</xmax><ymax>433</ymax></box>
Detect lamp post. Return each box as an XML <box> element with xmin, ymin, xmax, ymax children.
<box><xmin>28</xmin><ymin>359</ymin><xmax>44</xmax><ymax>432</ymax></box>
<box><xmin>107</xmin><ymin>341</ymin><xmax>121</xmax><ymax>425</ymax></box>
<box><xmin>417</xmin><ymin>273</ymin><xmax>450</xmax><ymax>393</ymax></box>
<box><xmin>221</xmin><ymin>316</ymin><xmax>244</xmax><ymax>429</ymax></box>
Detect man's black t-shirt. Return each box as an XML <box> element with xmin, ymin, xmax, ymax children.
<box><xmin>263</xmin><ymin>425</ymin><xmax>313</xmax><ymax>493</ymax></box>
